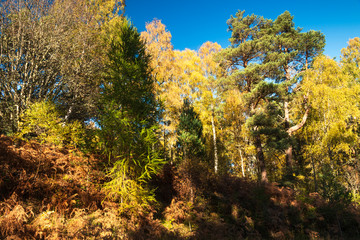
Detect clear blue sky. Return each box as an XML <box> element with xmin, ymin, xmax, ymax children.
<box><xmin>126</xmin><ymin>0</ymin><xmax>360</xmax><ymax>59</ymax></box>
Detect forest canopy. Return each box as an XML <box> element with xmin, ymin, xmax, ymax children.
<box><xmin>0</xmin><ymin>0</ymin><xmax>360</xmax><ymax>239</ymax></box>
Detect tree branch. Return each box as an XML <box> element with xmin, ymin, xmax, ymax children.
<box><xmin>287</xmin><ymin>104</ymin><xmax>310</xmax><ymax>136</ymax></box>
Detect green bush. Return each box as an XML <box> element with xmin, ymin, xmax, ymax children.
<box><xmin>17</xmin><ymin>101</ymin><xmax>85</xmax><ymax>148</ymax></box>
<box><xmin>318</xmin><ymin>164</ymin><xmax>352</xmax><ymax>206</ymax></box>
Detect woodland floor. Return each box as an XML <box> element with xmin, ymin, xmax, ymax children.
<box><xmin>0</xmin><ymin>135</ymin><xmax>360</xmax><ymax>239</ymax></box>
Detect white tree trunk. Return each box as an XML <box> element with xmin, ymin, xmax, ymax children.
<box><xmin>239</xmin><ymin>148</ymin><xmax>245</xmax><ymax>177</ymax></box>
<box><xmin>211</xmin><ymin>113</ymin><xmax>218</xmax><ymax>174</ymax></box>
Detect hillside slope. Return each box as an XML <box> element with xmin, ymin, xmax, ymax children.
<box><xmin>0</xmin><ymin>136</ymin><xmax>360</xmax><ymax>239</ymax></box>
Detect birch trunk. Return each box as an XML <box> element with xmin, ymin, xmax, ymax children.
<box><xmin>239</xmin><ymin>148</ymin><xmax>245</xmax><ymax>177</ymax></box>
<box><xmin>211</xmin><ymin>113</ymin><xmax>218</xmax><ymax>174</ymax></box>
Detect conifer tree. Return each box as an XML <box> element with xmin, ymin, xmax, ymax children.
<box><xmin>218</xmin><ymin>10</ymin><xmax>324</xmax><ymax>182</ymax></box>
<box><xmin>97</xmin><ymin>17</ymin><xmax>164</xmax><ymax>210</ymax></box>
<box><xmin>101</xmin><ymin>18</ymin><xmax>158</xmax><ymax>127</ymax></box>
<box><xmin>218</xmin><ymin>10</ymin><xmax>272</xmax><ymax>182</ymax></box>
<box><xmin>177</xmin><ymin>98</ymin><xmax>204</xmax><ymax>160</ymax></box>
<box><xmin>264</xmin><ymin>11</ymin><xmax>325</xmax><ymax>175</ymax></box>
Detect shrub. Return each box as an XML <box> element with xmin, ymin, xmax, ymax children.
<box><xmin>17</xmin><ymin>101</ymin><xmax>85</xmax><ymax>148</ymax></box>
<box><xmin>318</xmin><ymin>164</ymin><xmax>352</xmax><ymax>207</ymax></box>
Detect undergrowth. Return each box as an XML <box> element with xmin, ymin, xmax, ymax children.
<box><xmin>0</xmin><ymin>135</ymin><xmax>360</xmax><ymax>239</ymax></box>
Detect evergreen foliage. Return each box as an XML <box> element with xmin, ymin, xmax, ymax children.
<box><xmin>176</xmin><ymin>98</ymin><xmax>205</xmax><ymax>160</ymax></box>
<box><xmin>218</xmin><ymin>10</ymin><xmax>325</xmax><ymax>182</ymax></box>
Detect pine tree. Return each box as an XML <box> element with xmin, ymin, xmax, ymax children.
<box><xmin>218</xmin><ymin>10</ymin><xmax>324</xmax><ymax>182</ymax></box>
<box><xmin>218</xmin><ymin>10</ymin><xmax>272</xmax><ymax>182</ymax></box>
<box><xmin>176</xmin><ymin>98</ymin><xmax>205</xmax><ymax>160</ymax></box>
<box><xmin>264</xmin><ymin>11</ymin><xmax>325</xmax><ymax>175</ymax></box>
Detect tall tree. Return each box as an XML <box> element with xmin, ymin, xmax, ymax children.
<box><xmin>222</xmin><ymin>89</ymin><xmax>252</xmax><ymax>177</ymax></box>
<box><xmin>0</xmin><ymin>0</ymin><xmax>63</xmax><ymax>133</ymax></box>
<box><xmin>218</xmin><ymin>10</ymin><xmax>272</xmax><ymax>182</ymax></box>
<box><xmin>264</xmin><ymin>11</ymin><xmax>325</xmax><ymax>174</ymax></box>
<box><xmin>0</xmin><ymin>0</ymin><xmax>125</xmax><ymax>132</ymax></box>
<box><xmin>141</xmin><ymin>19</ymin><xmax>176</xmax><ymax>160</ymax></box>
<box><xmin>160</xmin><ymin>48</ymin><xmax>205</xmax><ymax>161</ymax></box>
<box><xmin>197</xmin><ymin>41</ymin><xmax>224</xmax><ymax>173</ymax></box>
<box><xmin>218</xmin><ymin>10</ymin><xmax>324</xmax><ymax>181</ymax></box>
<box><xmin>98</xmin><ymin>17</ymin><xmax>163</xmax><ymax>210</ymax></box>
<box><xmin>50</xmin><ymin>0</ymin><xmax>104</xmax><ymax>122</ymax></box>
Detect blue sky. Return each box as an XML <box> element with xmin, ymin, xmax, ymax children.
<box><xmin>126</xmin><ymin>0</ymin><xmax>360</xmax><ymax>59</ymax></box>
